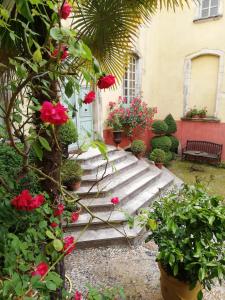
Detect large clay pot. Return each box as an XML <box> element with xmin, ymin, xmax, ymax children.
<box><xmin>158</xmin><ymin>263</ymin><xmax>201</xmax><ymax>300</ymax></box>
<box><xmin>134</xmin><ymin>152</ymin><xmax>144</xmax><ymax>159</ymax></box>
<box><xmin>66</xmin><ymin>180</ymin><xmax>81</xmax><ymax>191</ymax></box>
<box><xmin>155</xmin><ymin>162</ymin><xmax>163</xmax><ymax>169</ymax></box>
<box><xmin>113</xmin><ymin>130</ymin><xmax>123</xmax><ymax>149</ymax></box>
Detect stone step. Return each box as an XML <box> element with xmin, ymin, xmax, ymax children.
<box><xmin>81</xmin><ymin>150</ymin><xmax>129</xmax><ymax>175</ymax></box>
<box><xmin>79</xmin><ymin>166</ymin><xmax>161</xmax><ymax>212</ymax></box>
<box><xmin>73</xmin><ymin>145</ymin><xmax>116</xmax><ymax>164</ymax></box>
<box><xmin>67</xmin><ymin>169</ymin><xmax>174</xmax><ymax>229</ymax></box>
<box><xmin>76</xmin><ymin>159</ymin><xmax>149</xmax><ymax>196</ymax></box>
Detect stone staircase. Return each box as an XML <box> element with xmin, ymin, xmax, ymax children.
<box><xmin>66</xmin><ymin>145</ymin><xmax>181</xmax><ymax>248</ymax></box>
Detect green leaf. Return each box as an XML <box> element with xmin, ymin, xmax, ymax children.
<box><xmin>15</xmin><ymin>0</ymin><xmax>33</xmax><ymax>22</ymax></box>
<box><xmin>38</xmin><ymin>136</ymin><xmax>51</xmax><ymax>151</ymax></box>
<box><xmin>50</xmin><ymin>28</ymin><xmax>63</xmax><ymax>40</ymax></box>
<box><xmin>46</xmin><ymin>280</ymin><xmax>57</xmax><ymax>291</ymax></box>
<box><xmin>208</xmin><ymin>215</ymin><xmax>215</xmax><ymax>225</ymax></box>
<box><xmin>93</xmin><ymin>58</ymin><xmax>100</xmax><ymax>73</ymax></box>
<box><xmin>46</xmin><ymin>230</ymin><xmax>55</xmax><ymax>240</ymax></box>
<box><xmin>173</xmin><ymin>264</ymin><xmax>178</xmax><ymax>276</ymax></box>
<box><xmin>169</xmin><ymin>254</ymin><xmax>175</xmax><ymax>267</ymax></box>
<box><xmin>65</xmin><ymin>80</ymin><xmax>74</xmax><ymax>98</ymax></box>
<box><xmin>197</xmin><ymin>290</ymin><xmax>203</xmax><ymax>300</ymax></box>
<box><xmin>33</xmin><ymin>48</ymin><xmax>42</xmax><ymax>63</ymax></box>
<box><xmin>53</xmin><ymin>239</ymin><xmax>63</xmax><ymax>252</ymax></box>
<box><xmin>198</xmin><ymin>267</ymin><xmax>205</xmax><ymax>281</ymax></box>
<box><xmin>148</xmin><ymin>219</ymin><xmax>157</xmax><ymax>231</ymax></box>
<box><xmin>32</xmin><ymin>141</ymin><xmax>43</xmax><ymax>160</ymax></box>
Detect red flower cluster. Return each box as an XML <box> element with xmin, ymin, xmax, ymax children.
<box><xmin>111</xmin><ymin>197</ymin><xmax>119</xmax><ymax>205</ymax></box>
<box><xmin>71</xmin><ymin>211</ymin><xmax>79</xmax><ymax>222</ymax></box>
<box><xmin>63</xmin><ymin>236</ymin><xmax>75</xmax><ymax>255</ymax></box>
<box><xmin>50</xmin><ymin>222</ymin><xmax>58</xmax><ymax>228</ymax></box>
<box><xmin>83</xmin><ymin>91</ymin><xmax>96</xmax><ymax>104</ymax></box>
<box><xmin>97</xmin><ymin>74</ymin><xmax>116</xmax><ymax>89</ymax></box>
<box><xmin>52</xmin><ymin>45</ymin><xmax>69</xmax><ymax>61</ymax></box>
<box><xmin>11</xmin><ymin>190</ymin><xmax>45</xmax><ymax>211</ymax></box>
<box><xmin>31</xmin><ymin>262</ymin><xmax>49</xmax><ymax>277</ymax></box>
<box><xmin>54</xmin><ymin>204</ymin><xmax>65</xmax><ymax>216</ymax></box>
<box><xmin>40</xmin><ymin>101</ymin><xmax>68</xmax><ymax>125</ymax></box>
<box><xmin>74</xmin><ymin>291</ymin><xmax>82</xmax><ymax>300</ymax></box>
<box><xmin>59</xmin><ymin>1</ymin><xmax>72</xmax><ymax>19</ymax></box>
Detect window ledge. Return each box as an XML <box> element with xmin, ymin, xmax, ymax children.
<box><xmin>181</xmin><ymin>117</ymin><xmax>220</xmax><ymax>123</ymax></box>
<box><xmin>193</xmin><ymin>14</ymin><xmax>223</xmax><ymax>23</ymax></box>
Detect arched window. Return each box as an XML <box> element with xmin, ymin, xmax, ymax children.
<box><xmin>123</xmin><ymin>54</ymin><xmax>140</xmax><ymax>102</ymax></box>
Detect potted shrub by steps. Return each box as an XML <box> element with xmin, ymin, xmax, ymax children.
<box><xmin>59</xmin><ymin>119</ymin><xmax>78</xmax><ymax>158</ymax></box>
<box><xmin>131</xmin><ymin>139</ymin><xmax>146</xmax><ymax>159</ymax></box>
<box><xmin>137</xmin><ymin>184</ymin><xmax>225</xmax><ymax>300</ymax></box>
<box><xmin>61</xmin><ymin>159</ymin><xmax>83</xmax><ymax>191</ymax></box>
<box><xmin>111</xmin><ymin>114</ymin><xmax>123</xmax><ymax>149</ymax></box>
<box><xmin>149</xmin><ymin>148</ymin><xmax>166</xmax><ymax>169</ymax></box>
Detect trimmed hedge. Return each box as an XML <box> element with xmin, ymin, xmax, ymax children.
<box><xmin>151</xmin><ymin>136</ymin><xmax>172</xmax><ymax>152</ymax></box>
<box><xmin>164</xmin><ymin>114</ymin><xmax>177</xmax><ymax>134</ymax></box>
<box><xmin>131</xmin><ymin>139</ymin><xmax>146</xmax><ymax>154</ymax></box>
<box><xmin>59</xmin><ymin>119</ymin><xmax>78</xmax><ymax>145</ymax></box>
<box><xmin>168</xmin><ymin>135</ymin><xmax>179</xmax><ymax>152</ymax></box>
<box><xmin>151</xmin><ymin>120</ymin><xmax>168</xmax><ymax>135</ymax></box>
<box><xmin>149</xmin><ymin>149</ymin><xmax>166</xmax><ymax>163</ymax></box>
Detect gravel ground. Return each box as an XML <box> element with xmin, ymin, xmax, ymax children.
<box><xmin>65</xmin><ymin>242</ymin><xmax>225</xmax><ymax>299</ymax></box>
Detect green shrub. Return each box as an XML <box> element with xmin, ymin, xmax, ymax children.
<box><xmin>61</xmin><ymin>159</ymin><xmax>83</xmax><ymax>185</ymax></box>
<box><xmin>164</xmin><ymin>151</ymin><xmax>173</xmax><ymax>165</ymax></box>
<box><xmin>131</xmin><ymin>139</ymin><xmax>146</xmax><ymax>154</ymax></box>
<box><xmin>167</xmin><ymin>135</ymin><xmax>179</xmax><ymax>152</ymax></box>
<box><xmin>164</xmin><ymin>114</ymin><xmax>177</xmax><ymax>134</ymax></box>
<box><xmin>59</xmin><ymin>119</ymin><xmax>78</xmax><ymax>145</ymax></box>
<box><xmin>149</xmin><ymin>148</ymin><xmax>166</xmax><ymax>163</ymax></box>
<box><xmin>151</xmin><ymin>120</ymin><xmax>168</xmax><ymax>135</ymax></box>
<box><xmin>151</xmin><ymin>136</ymin><xmax>172</xmax><ymax>152</ymax></box>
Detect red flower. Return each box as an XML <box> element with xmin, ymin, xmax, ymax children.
<box><xmin>97</xmin><ymin>74</ymin><xmax>116</xmax><ymax>89</ymax></box>
<box><xmin>31</xmin><ymin>262</ymin><xmax>48</xmax><ymax>277</ymax></box>
<box><xmin>59</xmin><ymin>1</ymin><xmax>72</xmax><ymax>19</ymax></box>
<box><xmin>111</xmin><ymin>197</ymin><xmax>119</xmax><ymax>205</ymax></box>
<box><xmin>63</xmin><ymin>236</ymin><xmax>75</xmax><ymax>255</ymax></box>
<box><xmin>74</xmin><ymin>291</ymin><xmax>82</xmax><ymax>300</ymax></box>
<box><xmin>40</xmin><ymin>101</ymin><xmax>68</xmax><ymax>125</ymax></box>
<box><xmin>71</xmin><ymin>211</ymin><xmax>79</xmax><ymax>222</ymax></box>
<box><xmin>52</xmin><ymin>46</ymin><xmax>69</xmax><ymax>61</ymax></box>
<box><xmin>50</xmin><ymin>222</ymin><xmax>58</xmax><ymax>228</ymax></box>
<box><xmin>54</xmin><ymin>204</ymin><xmax>64</xmax><ymax>216</ymax></box>
<box><xmin>11</xmin><ymin>190</ymin><xmax>45</xmax><ymax>211</ymax></box>
<box><xmin>83</xmin><ymin>91</ymin><xmax>96</xmax><ymax>104</ymax></box>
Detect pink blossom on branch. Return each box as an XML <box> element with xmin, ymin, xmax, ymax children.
<box><xmin>52</xmin><ymin>46</ymin><xmax>69</xmax><ymax>61</ymax></box>
<box><xmin>31</xmin><ymin>262</ymin><xmax>49</xmax><ymax>277</ymax></box>
<box><xmin>54</xmin><ymin>204</ymin><xmax>65</xmax><ymax>216</ymax></box>
<box><xmin>11</xmin><ymin>190</ymin><xmax>45</xmax><ymax>211</ymax></box>
<box><xmin>74</xmin><ymin>291</ymin><xmax>82</xmax><ymax>300</ymax></box>
<box><xmin>40</xmin><ymin>101</ymin><xmax>68</xmax><ymax>125</ymax></box>
<box><xmin>83</xmin><ymin>91</ymin><xmax>96</xmax><ymax>104</ymax></box>
<box><xmin>63</xmin><ymin>236</ymin><xmax>75</xmax><ymax>255</ymax></box>
<box><xmin>71</xmin><ymin>211</ymin><xmax>79</xmax><ymax>222</ymax></box>
<box><xmin>97</xmin><ymin>74</ymin><xmax>116</xmax><ymax>89</ymax></box>
<box><xmin>111</xmin><ymin>197</ymin><xmax>119</xmax><ymax>205</ymax></box>
<box><xmin>59</xmin><ymin>1</ymin><xmax>72</xmax><ymax>20</ymax></box>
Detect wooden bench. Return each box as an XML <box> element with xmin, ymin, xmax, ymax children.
<box><xmin>182</xmin><ymin>140</ymin><xmax>223</xmax><ymax>164</ymax></box>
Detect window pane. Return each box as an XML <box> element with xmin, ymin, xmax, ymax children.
<box><xmin>211</xmin><ymin>0</ymin><xmax>218</xmax><ymax>7</ymax></box>
<box><xmin>201</xmin><ymin>8</ymin><xmax>209</xmax><ymax>17</ymax></box>
<box><xmin>210</xmin><ymin>6</ymin><xmax>218</xmax><ymax>15</ymax></box>
<box><xmin>202</xmin><ymin>0</ymin><xmax>209</xmax><ymax>9</ymax></box>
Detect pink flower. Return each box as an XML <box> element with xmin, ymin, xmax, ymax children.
<box><xmin>71</xmin><ymin>211</ymin><xmax>80</xmax><ymax>222</ymax></box>
<box><xmin>50</xmin><ymin>222</ymin><xmax>58</xmax><ymax>228</ymax></box>
<box><xmin>59</xmin><ymin>1</ymin><xmax>72</xmax><ymax>19</ymax></box>
<box><xmin>54</xmin><ymin>204</ymin><xmax>64</xmax><ymax>216</ymax></box>
<box><xmin>83</xmin><ymin>91</ymin><xmax>96</xmax><ymax>104</ymax></box>
<box><xmin>31</xmin><ymin>262</ymin><xmax>48</xmax><ymax>277</ymax></box>
<box><xmin>40</xmin><ymin>101</ymin><xmax>68</xmax><ymax>125</ymax></box>
<box><xmin>11</xmin><ymin>190</ymin><xmax>45</xmax><ymax>211</ymax></box>
<box><xmin>63</xmin><ymin>236</ymin><xmax>75</xmax><ymax>255</ymax></box>
<box><xmin>109</xmin><ymin>101</ymin><xmax>116</xmax><ymax>108</ymax></box>
<box><xmin>111</xmin><ymin>197</ymin><xmax>119</xmax><ymax>205</ymax></box>
<box><xmin>52</xmin><ymin>46</ymin><xmax>69</xmax><ymax>61</ymax></box>
<box><xmin>74</xmin><ymin>291</ymin><xmax>82</xmax><ymax>300</ymax></box>
<box><xmin>153</xmin><ymin>107</ymin><xmax>158</xmax><ymax>114</ymax></box>
<box><xmin>97</xmin><ymin>74</ymin><xmax>116</xmax><ymax>89</ymax></box>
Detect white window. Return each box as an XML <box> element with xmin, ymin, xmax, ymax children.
<box><xmin>200</xmin><ymin>0</ymin><xmax>219</xmax><ymax>18</ymax></box>
<box><xmin>123</xmin><ymin>55</ymin><xmax>140</xmax><ymax>102</ymax></box>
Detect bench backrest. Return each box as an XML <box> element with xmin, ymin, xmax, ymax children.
<box><xmin>186</xmin><ymin>140</ymin><xmax>223</xmax><ymax>154</ymax></box>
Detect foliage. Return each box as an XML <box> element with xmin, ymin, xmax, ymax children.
<box><xmin>164</xmin><ymin>114</ymin><xmax>177</xmax><ymax>134</ymax></box>
<box><xmin>185</xmin><ymin>107</ymin><xmax>207</xmax><ymax>118</ymax></box>
<box><xmin>59</xmin><ymin>119</ymin><xmax>78</xmax><ymax>145</ymax></box>
<box><xmin>108</xmin><ymin>113</ymin><xmax>123</xmax><ymax>131</ymax></box>
<box><xmin>151</xmin><ymin>120</ymin><xmax>168</xmax><ymax>135</ymax></box>
<box><xmin>86</xmin><ymin>285</ymin><xmax>126</xmax><ymax>300</ymax></box>
<box><xmin>107</xmin><ymin>97</ymin><xmax>155</xmax><ymax>136</ymax></box>
<box><xmin>131</xmin><ymin>139</ymin><xmax>146</xmax><ymax>154</ymax></box>
<box><xmin>137</xmin><ymin>184</ymin><xmax>225</xmax><ymax>295</ymax></box>
<box><xmin>164</xmin><ymin>151</ymin><xmax>173</xmax><ymax>165</ymax></box>
<box><xmin>167</xmin><ymin>135</ymin><xmax>179</xmax><ymax>152</ymax></box>
<box><xmin>149</xmin><ymin>149</ymin><xmax>166</xmax><ymax>163</ymax></box>
<box><xmin>151</xmin><ymin>136</ymin><xmax>172</xmax><ymax>152</ymax></box>
<box><xmin>61</xmin><ymin>159</ymin><xmax>83</xmax><ymax>185</ymax></box>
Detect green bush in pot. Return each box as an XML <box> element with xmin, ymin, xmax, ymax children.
<box><xmin>151</xmin><ymin>136</ymin><xmax>172</xmax><ymax>152</ymax></box>
<box><xmin>137</xmin><ymin>184</ymin><xmax>225</xmax><ymax>300</ymax></box>
<box><xmin>151</xmin><ymin>120</ymin><xmax>168</xmax><ymax>135</ymax></box>
<box><xmin>164</xmin><ymin>114</ymin><xmax>177</xmax><ymax>134</ymax></box>
<box><xmin>59</xmin><ymin>119</ymin><xmax>78</xmax><ymax>157</ymax></box>
<box><xmin>61</xmin><ymin>159</ymin><xmax>83</xmax><ymax>191</ymax></box>
<box><xmin>131</xmin><ymin>139</ymin><xmax>146</xmax><ymax>158</ymax></box>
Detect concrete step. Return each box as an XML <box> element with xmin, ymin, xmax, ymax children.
<box><xmin>79</xmin><ymin>166</ymin><xmax>161</xmax><ymax>212</ymax></box>
<box><xmin>67</xmin><ymin>169</ymin><xmax>174</xmax><ymax>229</ymax></box>
<box><xmin>73</xmin><ymin>145</ymin><xmax>116</xmax><ymax>164</ymax></box>
<box><xmin>76</xmin><ymin>159</ymin><xmax>149</xmax><ymax>196</ymax></box>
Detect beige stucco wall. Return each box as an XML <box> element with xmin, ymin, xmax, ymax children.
<box><xmin>101</xmin><ymin>1</ymin><xmax>225</xmax><ymax>125</ymax></box>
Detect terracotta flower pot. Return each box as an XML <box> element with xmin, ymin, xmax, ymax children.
<box><xmin>158</xmin><ymin>263</ymin><xmax>201</xmax><ymax>300</ymax></box>
<box><xmin>135</xmin><ymin>152</ymin><xmax>144</xmax><ymax>159</ymax></box>
<box><xmin>112</xmin><ymin>130</ymin><xmax>123</xmax><ymax>149</ymax></box>
<box><xmin>155</xmin><ymin>162</ymin><xmax>163</xmax><ymax>169</ymax></box>
<box><xmin>66</xmin><ymin>180</ymin><xmax>81</xmax><ymax>191</ymax></box>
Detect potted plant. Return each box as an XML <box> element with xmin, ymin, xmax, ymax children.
<box><xmin>61</xmin><ymin>159</ymin><xmax>83</xmax><ymax>191</ymax></box>
<box><xmin>59</xmin><ymin>119</ymin><xmax>78</xmax><ymax>158</ymax></box>
<box><xmin>137</xmin><ymin>184</ymin><xmax>225</xmax><ymax>300</ymax></box>
<box><xmin>109</xmin><ymin>114</ymin><xmax>123</xmax><ymax>149</ymax></box>
<box><xmin>198</xmin><ymin>107</ymin><xmax>207</xmax><ymax>118</ymax></box>
<box><xmin>149</xmin><ymin>148</ymin><xmax>166</xmax><ymax>169</ymax></box>
<box><xmin>131</xmin><ymin>139</ymin><xmax>146</xmax><ymax>159</ymax></box>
